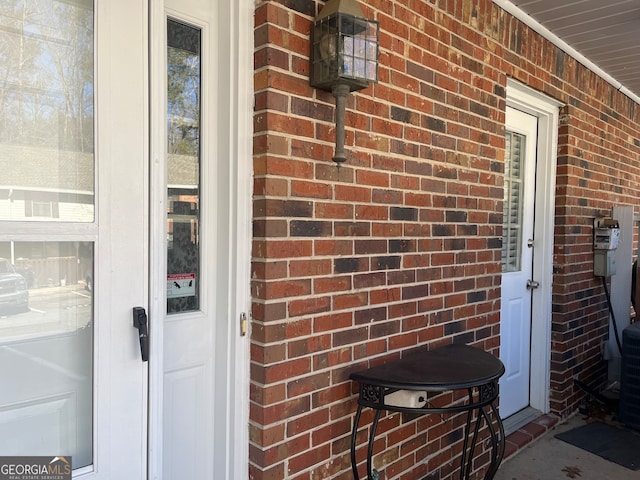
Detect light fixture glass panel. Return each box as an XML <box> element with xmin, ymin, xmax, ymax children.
<box><xmin>311</xmin><ymin>12</ymin><xmax>378</xmax><ymax>91</ymax></box>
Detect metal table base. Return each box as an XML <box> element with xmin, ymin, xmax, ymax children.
<box><xmin>349</xmin><ymin>344</ymin><xmax>506</xmax><ymax>480</ymax></box>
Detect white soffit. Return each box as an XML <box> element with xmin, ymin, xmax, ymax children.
<box><xmin>493</xmin><ymin>0</ymin><xmax>640</xmax><ymax>106</ymax></box>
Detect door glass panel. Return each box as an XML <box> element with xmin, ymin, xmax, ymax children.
<box><xmin>0</xmin><ymin>241</ymin><xmax>93</xmax><ymax>468</ymax></box>
<box><xmin>0</xmin><ymin>0</ymin><xmax>95</xmax><ymax>223</ymax></box>
<box><xmin>166</xmin><ymin>19</ymin><xmax>201</xmax><ymax>314</ymax></box>
<box><xmin>502</xmin><ymin>131</ymin><xmax>525</xmax><ymax>273</ymax></box>
<box><xmin>0</xmin><ymin>0</ymin><xmax>95</xmax><ymax>470</ymax></box>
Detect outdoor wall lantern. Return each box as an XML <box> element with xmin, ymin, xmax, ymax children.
<box><xmin>310</xmin><ymin>0</ymin><xmax>379</xmax><ymax>165</ymax></box>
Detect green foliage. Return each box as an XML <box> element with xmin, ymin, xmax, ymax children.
<box><xmin>167</xmin><ymin>41</ymin><xmax>201</xmax><ymax>156</ymax></box>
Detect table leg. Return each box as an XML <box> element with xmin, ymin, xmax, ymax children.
<box><xmin>480</xmin><ymin>402</ymin><xmax>505</xmax><ymax>480</ymax></box>
<box><xmin>466</xmin><ymin>409</ymin><xmax>484</xmax><ymax>479</ymax></box>
<box><xmin>350</xmin><ymin>404</ymin><xmax>382</xmax><ymax>480</ymax></box>
<box><xmin>367</xmin><ymin>408</ymin><xmax>382</xmax><ymax>479</ymax></box>
<box><xmin>460</xmin><ymin>390</ymin><xmax>504</xmax><ymax>480</ymax></box>
<box><xmin>460</xmin><ymin>391</ymin><xmax>474</xmax><ymax>480</ymax></box>
<box><xmin>351</xmin><ymin>405</ymin><xmax>363</xmax><ymax>480</ymax></box>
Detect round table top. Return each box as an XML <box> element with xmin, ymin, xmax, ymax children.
<box><xmin>350</xmin><ymin>344</ymin><xmax>505</xmax><ymax>391</ymax></box>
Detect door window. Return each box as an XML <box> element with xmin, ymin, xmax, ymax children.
<box><xmin>166</xmin><ymin>19</ymin><xmax>201</xmax><ymax>314</ymax></box>
<box><xmin>502</xmin><ymin>131</ymin><xmax>526</xmax><ymax>273</ymax></box>
<box><xmin>0</xmin><ymin>0</ymin><xmax>94</xmax><ymax>469</ymax></box>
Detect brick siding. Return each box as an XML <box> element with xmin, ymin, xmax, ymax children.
<box><xmin>251</xmin><ymin>0</ymin><xmax>640</xmax><ymax>478</ymax></box>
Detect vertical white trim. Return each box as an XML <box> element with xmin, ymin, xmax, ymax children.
<box><xmin>95</xmin><ymin>0</ymin><xmax>150</xmax><ymax>476</ymax></box>
<box><xmin>148</xmin><ymin>0</ymin><xmax>167</xmax><ymax>477</ymax></box>
<box><xmin>507</xmin><ymin>79</ymin><xmax>562</xmax><ymax>415</ymax></box>
<box><xmin>218</xmin><ymin>0</ymin><xmax>253</xmax><ymax>478</ymax></box>
<box><xmin>231</xmin><ymin>0</ymin><xmax>254</xmax><ymax>477</ymax></box>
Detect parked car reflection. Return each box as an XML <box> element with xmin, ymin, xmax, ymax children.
<box><xmin>0</xmin><ymin>258</ymin><xmax>29</xmax><ymax>314</ymax></box>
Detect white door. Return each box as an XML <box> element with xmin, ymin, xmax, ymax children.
<box><xmin>499</xmin><ymin>107</ymin><xmax>538</xmax><ymax>419</ymax></box>
<box><xmin>151</xmin><ymin>2</ymin><xmax>217</xmax><ymax>478</ymax></box>
<box><xmin>147</xmin><ymin>0</ymin><xmax>251</xmax><ymax>478</ymax></box>
<box><xmin>0</xmin><ymin>0</ymin><xmax>148</xmax><ymax>477</ymax></box>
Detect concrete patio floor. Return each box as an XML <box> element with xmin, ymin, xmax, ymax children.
<box><xmin>494</xmin><ymin>415</ymin><xmax>640</xmax><ymax>480</ymax></box>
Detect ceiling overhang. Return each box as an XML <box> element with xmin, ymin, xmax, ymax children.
<box><xmin>493</xmin><ymin>0</ymin><xmax>640</xmax><ymax>106</ymax></box>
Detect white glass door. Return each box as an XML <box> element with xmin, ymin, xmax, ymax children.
<box><xmin>0</xmin><ymin>0</ymin><xmax>148</xmax><ymax>477</ymax></box>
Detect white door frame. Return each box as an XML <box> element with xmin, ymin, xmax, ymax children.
<box><xmin>506</xmin><ymin>79</ymin><xmax>561</xmax><ymax>415</ymax></box>
<box><xmin>96</xmin><ymin>0</ymin><xmax>150</xmax><ymax>476</ymax></box>
<box><xmin>147</xmin><ymin>0</ymin><xmax>253</xmax><ymax>478</ymax></box>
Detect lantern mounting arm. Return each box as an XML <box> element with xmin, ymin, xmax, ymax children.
<box><xmin>331</xmin><ymin>83</ymin><xmax>350</xmax><ymax>165</ymax></box>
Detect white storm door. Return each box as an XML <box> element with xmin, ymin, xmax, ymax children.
<box><xmin>499</xmin><ymin>107</ymin><xmax>538</xmax><ymax>419</ymax></box>
<box><xmin>0</xmin><ymin>0</ymin><xmax>148</xmax><ymax>478</ymax></box>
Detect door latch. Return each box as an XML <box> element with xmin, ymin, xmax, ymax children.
<box><xmin>240</xmin><ymin>312</ymin><xmax>248</xmax><ymax>337</ymax></box>
<box><xmin>526</xmin><ymin>279</ymin><xmax>540</xmax><ymax>290</ymax></box>
<box><xmin>132</xmin><ymin>307</ymin><xmax>149</xmax><ymax>362</ymax></box>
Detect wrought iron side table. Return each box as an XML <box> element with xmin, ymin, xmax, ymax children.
<box><xmin>349</xmin><ymin>344</ymin><xmax>505</xmax><ymax>480</ymax></box>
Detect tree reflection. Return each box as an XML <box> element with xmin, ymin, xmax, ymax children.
<box><xmin>167</xmin><ymin>21</ymin><xmax>200</xmax><ymax>157</ymax></box>
<box><xmin>0</xmin><ymin>0</ymin><xmax>93</xmax><ymax>151</ymax></box>
<box><xmin>166</xmin><ymin>19</ymin><xmax>201</xmax><ymax>314</ymax></box>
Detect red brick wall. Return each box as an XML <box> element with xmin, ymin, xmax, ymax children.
<box><xmin>251</xmin><ymin>0</ymin><xmax>640</xmax><ymax>479</ymax></box>
<box><xmin>552</xmin><ymin>91</ymin><xmax>640</xmax><ymax>416</ymax></box>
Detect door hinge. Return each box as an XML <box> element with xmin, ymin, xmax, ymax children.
<box><xmin>240</xmin><ymin>312</ymin><xmax>248</xmax><ymax>337</ymax></box>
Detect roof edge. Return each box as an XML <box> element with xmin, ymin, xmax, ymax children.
<box><xmin>492</xmin><ymin>0</ymin><xmax>640</xmax><ymax>107</ymax></box>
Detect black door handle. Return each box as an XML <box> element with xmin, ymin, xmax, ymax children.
<box><xmin>132</xmin><ymin>306</ymin><xmax>149</xmax><ymax>362</ymax></box>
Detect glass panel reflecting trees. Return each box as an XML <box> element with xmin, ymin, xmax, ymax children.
<box><xmin>0</xmin><ymin>0</ymin><xmax>94</xmax><ymax>222</ymax></box>
<box><xmin>166</xmin><ymin>19</ymin><xmax>201</xmax><ymax>314</ymax></box>
<box><xmin>0</xmin><ymin>0</ymin><xmax>94</xmax><ymax>469</ymax></box>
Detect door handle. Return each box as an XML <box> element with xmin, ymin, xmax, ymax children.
<box><xmin>526</xmin><ymin>279</ymin><xmax>540</xmax><ymax>290</ymax></box>
<box><xmin>132</xmin><ymin>307</ymin><xmax>149</xmax><ymax>362</ymax></box>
